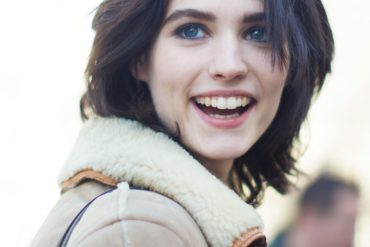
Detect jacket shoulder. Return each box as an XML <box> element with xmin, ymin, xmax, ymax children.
<box><xmin>66</xmin><ymin>182</ymin><xmax>207</xmax><ymax>246</ymax></box>
<box><xmin>31</xmin><ymin>181</ymin><xmax>111</xmax><ymax>247</ymax></box>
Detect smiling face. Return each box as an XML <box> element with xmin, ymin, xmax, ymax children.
<box><xmin>136</xmin><ymin>0</ymin><xmax>288</xmax><ymax>181</ymax></box>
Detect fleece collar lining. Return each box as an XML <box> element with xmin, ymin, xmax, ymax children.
<box><xmin>58</xmin><ymin>117</ymin><xmax>264</xmax><ymax>247</ymax></box>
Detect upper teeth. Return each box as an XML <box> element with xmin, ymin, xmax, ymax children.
<box><xmin>195</xmin><ymin>96</ymin><xmax>251</xmax><ymax>110</ymax></box>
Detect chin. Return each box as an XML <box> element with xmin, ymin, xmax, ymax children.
<box><xmin>199</xmin><ymin>145</ymin><xmax>250</xmax><ymax>161</ymax></box>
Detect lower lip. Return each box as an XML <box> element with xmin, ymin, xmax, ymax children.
<box><xmin>192</xmin><ymin>102</ymin><xmax>253</xmax><ymax>128</ymax></box>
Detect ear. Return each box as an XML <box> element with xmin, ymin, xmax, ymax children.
<box><xmin>130</xmin><ymin>56</ymin><xmax>149</xmax><ymax>82</ymax></box>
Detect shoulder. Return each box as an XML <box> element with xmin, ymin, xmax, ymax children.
<box><xmin>31</xmin><ymin>180</ymin><xmax>110</xmax><ymax>247</ymax></box>
<box><xmin>42</xmin><ymin>181</ymin><xmax>207</xmax><ymax>247</ymax></box>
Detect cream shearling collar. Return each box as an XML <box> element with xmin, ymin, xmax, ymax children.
<box><xmin>58</xmin><ymin>117</ymin><xmax>264</xmax><ymax>247</ymax></box>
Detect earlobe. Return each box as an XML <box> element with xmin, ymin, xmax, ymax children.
<box><xmin>130</xmin><ymin>57</ymin><xmax>149</xmax><ymax>82</ymax></box>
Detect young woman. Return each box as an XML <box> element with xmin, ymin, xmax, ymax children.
<box><xmin>32</xmin><ymin>0</ymin><xmax>334</xmax><ymax>246</ymax></box>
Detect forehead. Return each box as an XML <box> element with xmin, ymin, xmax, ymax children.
<box><xmin>166</xmin><ymin>0</ymin><xmax>264</xmax><ymax>19</ymax></box>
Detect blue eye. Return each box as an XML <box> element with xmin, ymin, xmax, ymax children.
<box><xmin>245</xmin><ymin>26</ymin><xmax>268</xmax><ymax>42</ymax></box>
<box><xmin>176</xmin><ymin>24</ymin><xmax>207</xmax><ymax>40</ymax></box>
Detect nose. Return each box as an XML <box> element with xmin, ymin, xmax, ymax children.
<box><xmin>209</xmin><ymin>41</ymin><xmax>248</xmax><ymax>82</ymax></box>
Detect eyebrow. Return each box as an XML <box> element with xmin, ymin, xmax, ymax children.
<box><xmin>243</xmin><ymin>12</ymin><xmax>265</xmax><ymax>23</ymax></box>
<box><xmin>163</xmin><ymin>9</ymin><xmax>216</xmax><ymax>25</ymax></box>
<box><xmin>163</xmin><ymin>8</ymin><xmax>265</xmax><ymax>25</ymax></box>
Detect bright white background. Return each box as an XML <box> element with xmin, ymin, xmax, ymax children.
<box><xmin>0</xmin><ymin>1</ymin><xmax>369</xmax><ymax>246</ymax></box>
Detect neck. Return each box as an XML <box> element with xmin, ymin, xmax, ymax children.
<box><xmin>196</xmin><ymin>157</ymin><xmax>233</xmax><ymax>185</ymax></box>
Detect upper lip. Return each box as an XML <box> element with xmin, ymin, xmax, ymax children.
<box><xmin>192</xmin><ymin>90</ymin><xmax>255</xmax><ymax>99</ymax></box>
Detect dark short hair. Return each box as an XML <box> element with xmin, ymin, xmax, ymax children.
<box><xmin>81</xmin><ymin>0</ymin><xmax>334</xmax><ymax>206</ymax></box>
<box><xmin>299</xmin><ymin>174</ymin><xmax>359</xmax><ymax>214</ymax></box>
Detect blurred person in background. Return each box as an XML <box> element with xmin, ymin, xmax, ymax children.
<box><xmin>269</xmin><ymin>174</ymin><xmax>359</xmax><ymax>247</ymax></box>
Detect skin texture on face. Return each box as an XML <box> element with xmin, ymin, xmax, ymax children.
<box><xmin>136</xmin><ymin>0</ymin><xmax>287</xmax><ymax>182</ymax></box>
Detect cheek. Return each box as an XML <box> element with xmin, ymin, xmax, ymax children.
<box><xmin>247</xmin><ymin>49</ymin><xmax>287</xmax><ymax>97</ymax></box>
<box><xmin>147</xmin><ymin>74</ymin><xmax>178</xmax><ymax>131</ymax></box>
<box><xmin>255</xmin><ymin>68</ymin><xmax>287</xmax><ymax>135</ymax></box>
<box><xmin>260</xmin><ymin>55</ymin><xmax>287</xmax><ymax>93</ymax></box>
<box><xmin>149</xmin><ymin>36</ymin><xmax>208</xmax><ymax>85</ymax></box>
<box><xmin>256</xmin><ymin>62</ymin><xmax>287</xmax><ymax>117</ymax></box>
<box><xmin>267</xmin><ymin>73</ymin><xmax>285</xmax><ymax>105</ymax></box>
<box><xmin>151</xmin><ymin>39</ymin><xmax>199</xmax><ymax>76</ymax></box>
<box><xmin>146</xmin><ymin>44</ymin><xmax>200</xmax><ymax>130</ymax></box>
<box><xmin>149</xmin><ymin>50</ymin><xmax>194</xmax><ymax>97</ymax></box>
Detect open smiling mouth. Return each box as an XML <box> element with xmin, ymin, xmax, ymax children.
<box><xmin>193</xmin><ymin>96</ymin><xmax>255</xmax><ymax>120</ymax></box>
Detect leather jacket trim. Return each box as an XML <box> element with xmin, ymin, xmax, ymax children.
<box><xmin>232</xmin><ymin>227</ymin><xmax>266</xmax><ymax>247</ymax></box>
<box><xmin>61</xmin><ymin>169</ymin><xmax>118</xmax><ymax>193</ymax></box>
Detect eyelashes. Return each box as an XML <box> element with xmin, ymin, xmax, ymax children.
<box><xmin>174</xmin><ymin>23</ymin><xmax>269</xmax><ymax>42</ymax></box>
<box><xmin>244</xmin><ymin>26</ymin><xmax>269</xmax><ymax>42</ymax></box>
<box><xmin>174</xmin><ymin>23</ymin><xmax>209</xmax><ymax>40</ymax></box>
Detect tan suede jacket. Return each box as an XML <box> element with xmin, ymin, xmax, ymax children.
<box><xmin>31</xmin><ymin>117</ymin><xmax>266</xmax><ymax>247</ymax></box>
